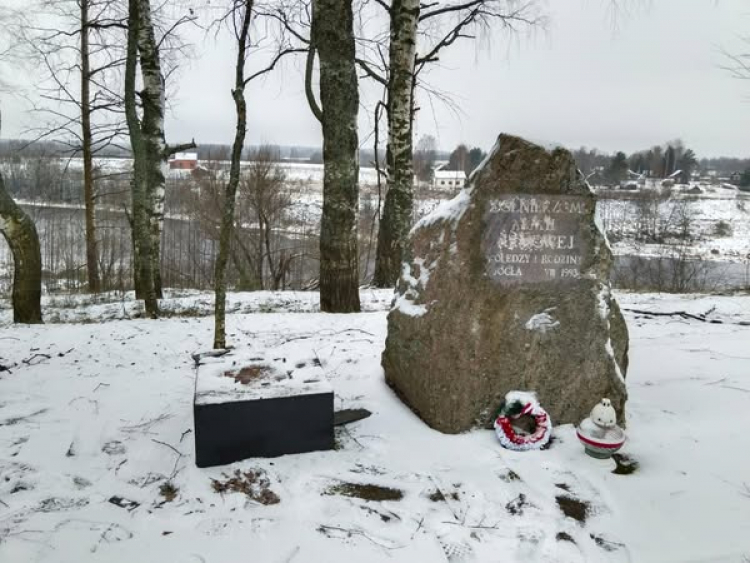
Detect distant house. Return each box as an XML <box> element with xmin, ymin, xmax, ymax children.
<box><xmin>170</xmin><ymin>152</ymin><xmax>198</xmax><ymax>170</ymax></box>
<box><xmin>432</xmin><ymin>165</ymin><xmax>466</xmax><ymax>190</ymax></box>
<box><xmin>619</xmin><ymin>170</ymin><xmax>645</xmax><ymax>190</ymax></box>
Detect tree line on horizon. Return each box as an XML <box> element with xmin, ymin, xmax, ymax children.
<box><xmin>573</xmin><ymin>142</ymin><xmax>750</xmax><ymax>188</ymax></box>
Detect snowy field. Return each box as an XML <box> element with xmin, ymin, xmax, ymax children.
<box><xmin>1</xmin><ymin>289</ymin><xmax>749</xmax><ymax>562</ymax></box>
<box><xmin>597</xmin><ymin>188</ymin><xmax>750</xmax><ymax>262</ymax></box>
<box><xmin>32</xmin><ymin>157</ymin><xmax>382</xmax><ymax>187</ymax></box>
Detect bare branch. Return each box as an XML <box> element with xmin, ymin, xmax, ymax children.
<box><xmin>244</xmin><ymin>47</ymin><xmax>307</xmax><ymax>85</ymax></box>
<box><xmin>356</xmin><ymin>57</ymin><xmax>387</xmax><ymax>86</ymax></box>
<box><xmin>164</xmin><ymin>140</ymin><xmax>197</xmax><ymax>158</ymax></box>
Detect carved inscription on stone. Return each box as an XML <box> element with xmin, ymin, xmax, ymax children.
<box><xmin>482</xmin><ymin>195</ymin><xmax>589</xmax><ymax>285</ymax></box>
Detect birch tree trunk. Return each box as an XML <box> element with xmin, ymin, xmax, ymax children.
<box><xmin>125</xmin><ymin>0</ymin><xmax>158</xmax><ymax>317</ymax></box>
<box><xmin>80</xmin><ymin>0</ymin><xmax>101</xmax><ymax>293</ymax></box>
<box><xmin>135</xmin><ymin>0</ymin><xmax>168</xmax><ymax>300</ymax></box>
<box><xmin>313</xmin><ymin>0</ymin><xmax>361</xmax><ymax>312</ymax></box>
<box><xmin>126</xmin><ymin>0</ymin><xmax>194</xmax><ymax>315</ymax></box>
<box><xmin>0</xmin><ymin>172</ymin><xmax>43</xmax><ymax>324</ymax></box>
<box><xmin>214</xmin><ymin>0</ymin><xmax>252</xmax><ymax>350</ymax></box>
<box><xmin>373</xmin><ymin>0</ymin><xmax>420</xmax><ymax>287</ymax></box>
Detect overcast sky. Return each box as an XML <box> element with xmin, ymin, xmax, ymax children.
<box><xmin>3</xmin><ymin>0</ymin><xmax>749</xmax><ymax>157</ymax></box>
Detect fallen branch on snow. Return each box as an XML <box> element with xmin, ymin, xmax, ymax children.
<box><xmin>191</xmin><ymin>348</ymin><xmax>232</xmax><ymax>367</ymax></box>
<box><xmin>623</xmin><ymin>308</ymin><xmax>750</xmax><ymax>326</ymax></box>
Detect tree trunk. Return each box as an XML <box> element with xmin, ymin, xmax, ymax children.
<box><xmin>125</xmin><ymin>0</ymin><xmax>158</xmax><ymax>317</ymax></box>
<box><xmin>373</xmin><ymin>0</ymin><xmax>420</xmax><ymax>287</ymax></box>
<box><xmin>0</xmin><ymin>173</ymin><xmax>43</xmax><ymax>324</ymax></box>
<box><xmin>80</xmin><ymin>0</ymin><xmax>101</xmax><ymax>293</ymax></box>
<box><xmin>214</xmin><ymin>0</ymin><xmax>252</xmax><ymax>350</ymax></box>
<box><xmin>135</xmin><ymin>0</ymin><xmax>167</xmax><ymax>300</ymax></box>
<box><xmin>313</xmin><ymin>0</ymin><xmax>361</xmax><ymax>312</ymax></box>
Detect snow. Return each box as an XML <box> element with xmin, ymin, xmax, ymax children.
<box><xmin>410</xmin><ymin>187</ymin><xmax>474</xmax><ymax>234</ymax></box>
<box><xmin>0</xmin><ymin>290</ymin><xmax>749</xmax><ymax>562</ymax></box>
<box><xmin>0</xmin><ymin>289</ymin><xmax>394</xmax><ymax>325</ymax></box>
<box><xmin>595</xmin><ymin>188</ymin><xmax>750</xmax><ymax>262</ymax></box>
<box><xmin>195</xmin><ymin>352</ymin><xmax>332</xmax><ymax>405</ymax></box>
<box><xmin>0</xmin><ymin>157</ymin><xmax>381</xmax><ymax>187</ymax></box>
<box><xmin>392</xmin><ymin>292</ymin><xmax>428</xmax><ymax>318</ymax></box>
<box><xmin>524</xmin><ymin>309</ymin><xmax>560</xmax><ymax>333</ymax></box>
<box><xmin>503</xmin><ymin>390</ymin><xmax>543</xmax><ymax>410</ymax></box>
<box><xmin>595</xmin><ymin>285</ymin><xmax>627</xmax><ymax>385</ymax></box>
<box><xmin>392</xmin><ymin>261</ymin><xmax>429</xmax><ymax>318</ymax></box>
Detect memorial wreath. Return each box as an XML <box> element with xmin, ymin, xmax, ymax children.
<box><xmin>493</xmin><ymin>392</ymin><xmax>552</xmax><ymax>451</ymax></box>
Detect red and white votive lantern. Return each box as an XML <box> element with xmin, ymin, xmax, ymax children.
<box><xmin>576</xmin><ymin>398</ymin><xmax>626</xmax><ymax>459</ymax></box>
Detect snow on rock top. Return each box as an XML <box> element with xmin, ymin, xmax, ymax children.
<box><xmin>410</xmin><ymin>187</ymin><xmax>474</xmax><ymax>234</ymax></box>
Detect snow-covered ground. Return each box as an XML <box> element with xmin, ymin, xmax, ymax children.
<box><xmin>1</xmin><ymin>290</ymin><xmax>749</xmax><ymax>562</ymax></box>
<box><xmin>596</xmin><ymin>187</ymin><xmax>750</xmax><ymax>262</ymax></box>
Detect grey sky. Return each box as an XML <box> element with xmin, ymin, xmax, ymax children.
<box><xmin>3</xmin><ymin>0</ymin><xmax>749</xmax><ymax>157</ymax></box>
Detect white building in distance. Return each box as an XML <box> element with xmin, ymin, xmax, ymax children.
<box><xmin>433</xmin><ymin>165</ymin><xmax>466</xmax><ymax>190</ymax></box>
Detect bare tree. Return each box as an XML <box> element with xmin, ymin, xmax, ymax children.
<box><xmin>210</xmin><ymin>0</ymin><xmax>306</xmax><ymax>347</ymax></box>
<box><xmin>241</xmin><ymin>146</ymin><xmax>294</xmax><ymax>290</ymax></box>
<box><xmin>213</xmin><ymin>0</ymin><xmax>253</xmax><ymax>349</ymax></box>
<box><xmin>125</xmin><ymin>0</ymin><xmax>195</xmax><ymax>317</ymax></box>
<box><xmin>723</xmin><ymin>36</ymin><xmax>750</xmax><ymax>84</ymax></box>
<box><xmin>369</xmin><ymin>0</ymin><xmax>542</xmax><ymax>286</ymax></box>
<box><xmin>413</xmin><ymin>133</ymin><xmax>437</xmax><ymax>183</ymax></box>
<box><xmin>12</xmin><ymin>0</ymin><xmax>128</xmax><ymax>293</ymax></box>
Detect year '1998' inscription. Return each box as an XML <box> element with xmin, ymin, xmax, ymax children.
<box><xmin>482</xmin><ymin>194</ymin><xmax>589</xmax><ymax>285</ymax></box>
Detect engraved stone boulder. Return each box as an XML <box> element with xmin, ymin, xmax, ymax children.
<box><xmin>382</xmin><ymin>134</ymin><xmax>628</xmax><ymax>433</ymax></box>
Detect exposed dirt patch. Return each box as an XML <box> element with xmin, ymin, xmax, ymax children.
<box><xmin>159</xmin><ymin>481</ymin><xmax>179</xmax><ymax>503</ymax></box>
<box><xmin>428</xmin><ymin>489</ymin><xmax>445</xmax><ymax>502</ymax></box>
<box><xmin>225</xmin><ymin>365</ymin><xmax>272</xmax><ymax>385</ymax></box>
<box><xmin>556</xmin><ymin>495</ymin><xmax>590</xmax><ymax>524</ymax></box>
<box><xmin>428</xmin><ymin>486</ymin><xmax>460</xmax><ymax>502</ymax></box>
<box><xmin>211</xmin><ymin>469</ymin><xmax>280</xmax><ymax>505</ymax></box>
<box><xmin>325</xmin><ymin>482</ymin><xmax>404</xmax><ymax>502</ymax></box>
<box><xmin>506</xmin><ymin>493</ymin><xmax>531</xmax><ymax>516</ymax></box>
<box><xmin>555</xmin><ymin>482</ymin><xmax>571</xmax><ymax>492</ymax></box>
<box><xmin>612</xmin><ymin>453</ymin><xmax>639</xmax><ymax>475</ymax></box>
<box><xmin>498</xmin><ymin>469</ymin><xmax>521</xmax><ymax>483</ymax></box>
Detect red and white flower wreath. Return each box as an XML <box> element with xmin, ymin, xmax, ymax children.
<box><xmin>493</xmin><ymin>392</ymin><xmax>552</xmax><ymax>451</ymax></box>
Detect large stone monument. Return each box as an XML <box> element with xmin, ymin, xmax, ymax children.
<box><xmin>382</xmin><ymin>134</ymin><xmax>628</xmax><ymax>433</ymax></box>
